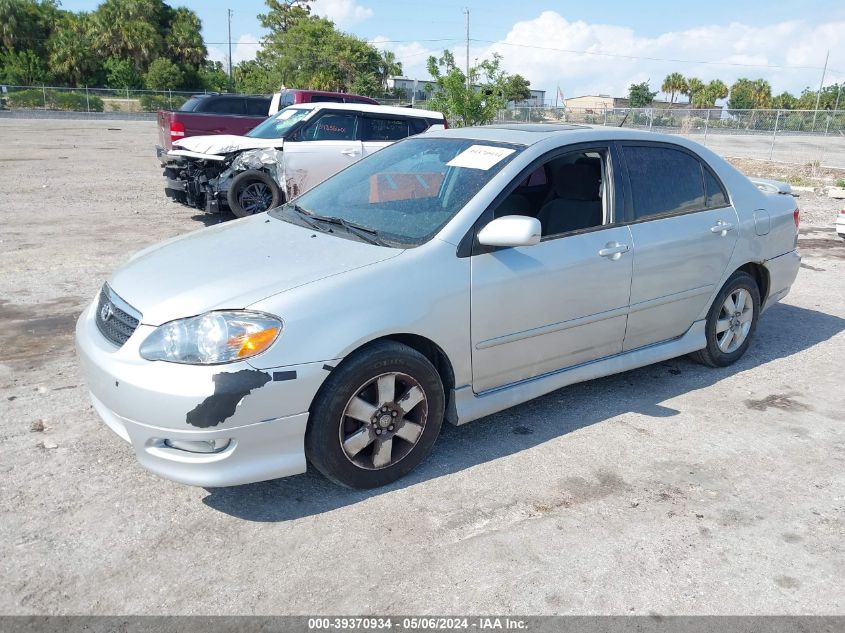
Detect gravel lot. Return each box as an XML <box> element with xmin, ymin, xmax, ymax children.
<box><xmin>1</xmin><ymin>119</ymin><xmax>843</xmax><ymax>615</ymax></box>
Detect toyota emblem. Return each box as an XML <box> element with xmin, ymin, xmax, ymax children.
<box><xmin>100</xmin><ymin>301</ymin><xmax>114</xmax><ymax>322</ymax></box>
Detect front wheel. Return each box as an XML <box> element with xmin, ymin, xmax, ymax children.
<box><xmin>227</xmin><ymin>170</ymin><xmax>282</xmax><ymax>218</ymax></box>
<box><xmin>691</xmin><ymin>271</ymin><xmax>760</xmax><ymax>367</ymax></box>
<box><xmin>305</xmin><ymin>341</ymin><xmax>445</xmax><ymax>488</ymax></box>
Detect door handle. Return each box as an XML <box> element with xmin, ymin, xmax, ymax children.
<box><xmin>341</xmin><ymin>148</ymin><xmax>361</xmax><ymax>156</ymax></box>
<box><xmin>710</xmin><ymin>220</ymin><xmax>735</xmax><ymax>236</ymax></box>
<box><xmin>598</xmin><ymin>242</ymin><xmax>629</xmax><ymax>260</ymax></box>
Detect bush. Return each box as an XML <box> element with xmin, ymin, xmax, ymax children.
<box><xmin>138</xmin><ymin>93</ymin><xmax>187</xmax><ymax>111</ymax></box>
<box><xmin>7</xmin><ymin>89</ymin><xmax>46</xmax><ymax>108</ymax></box>
<box><xmin>52</xmin><ymin>91</ymin><xmax>104</xmax><ymax>112</ymax></box>
<box><xmin>6</xmin><ymin>89</ymin><xmax>103</xmax><ymax>111</ymax></box>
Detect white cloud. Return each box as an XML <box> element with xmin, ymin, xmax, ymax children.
<box><xmin>311</xmin><ymin>0</ymin><xmax>373</xmax><ymax>28</ymax></box>
<box><xmin>370</xmin><ymin>35</ymin><xmax>446</xmax><ymax>81</ymax></box>
<box><xmin>207</xmin><ymin>33</ymin><xmax>260</xmax><ymax>67</ymax></box>
<box><xmin>471</xmin><ymin>12</ymin><xmax>844</xmax><ymax>103</ymax></box>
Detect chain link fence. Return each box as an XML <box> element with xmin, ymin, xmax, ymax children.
<box><xmin>0</xmin><ymin>85</ymin><xmax>237</xmax><ymax>115</ymax></box>
<box><xmin>497</xmin><ymin>106</ymin><xmax>845</xmax><ymax>168</ymax></box>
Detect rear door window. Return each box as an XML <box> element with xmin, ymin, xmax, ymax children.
<box><xmin>202</xmin><ymin>97</ymin><xmax>246</xmax><ymax>115</ymax></box>
<box><xmin>362</xmin><ymin>117</ymin><xmax>410</xmax><ymax>141</ymax></box>
<box><xmin>410</xmin><ymin>119</ymin><xmax>430</xmax><ymax>135</ymax></box>
<box><xmin>704</xmin><ymin>168</ymin><xmax>728</xmax><ymax>208</ymax></box>
<box><xmin>623</xmin><ymin>146</ymin><xmax>706</xmax><ymax>220</ymax></box>
<box><xmin>245</xmin><ymin>98</ymin><xmax>271</xmax><ymax>116</ymax></box>
<box><xmin>301</xmin><ymin>112</ymin><xmax>357</xmax><ymax>141</ymax></box>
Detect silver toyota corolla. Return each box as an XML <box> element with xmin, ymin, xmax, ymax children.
<box><xmin>76</xmin><ymin>125</ymin><xmax>801</xmax><ymax>489</ymax></box>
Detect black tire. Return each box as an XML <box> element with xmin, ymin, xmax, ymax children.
<box><xmin>691</xmin><ymin>271</ymin><xmax>760</xmax><ymax>368</ymax></box>
<box><xmin>227</xmin><ymin>170</ymin><xmax>282</xmax><ymax>218</ymax></box>
<box><xmin>305</xmin><ymin>341</ymin><xmax>445</xmax><ymax>489</ymax></box>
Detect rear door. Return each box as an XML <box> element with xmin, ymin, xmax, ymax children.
<box><xmin>360</xmin><ymin>115</ymin><xmax>411</xmax><ymax>157</ymax></box>
<box><xmin>619</xmin><ymin>143</ymin><xmax>738</xmax><ymax>350</ymax></box>
<box><xmin>280</xmin><ymin>109</ymin><xmax>362</xmax><ymax>196</ymax></box>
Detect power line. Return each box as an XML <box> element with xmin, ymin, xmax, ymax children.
<box><xmin>469</xmin><ymin>37</ymin><xmax>840</xmax><ymax>73</ymax></box>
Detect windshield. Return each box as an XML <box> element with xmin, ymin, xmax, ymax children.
<box><xmin>246</xmin><ymin>107</ymin><xmax>312</xmax><ymax>139</ymax></box>
<box><xmin>270</xmin><ymin>137</ymin><xmax>523</xmax><ymax>247</ymax></box>
<box><xmin>179</xmin><ymin>96</ymin><xmax>205</xmax><ymax>112</ymax></box>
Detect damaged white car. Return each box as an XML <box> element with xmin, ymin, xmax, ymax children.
<box><xmin>163</xmin><ymin>102</ymin><xmax>447</xmax><ymax>216</ymax></box>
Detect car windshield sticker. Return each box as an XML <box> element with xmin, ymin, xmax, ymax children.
<box><xmin>277</xmin><ymin>109</ymin><xmax>299</xmax><ymax>119</ymax></box>
<box><xmin>446</xmin><ymin>145</ymin><xmax>516</xmax><ymax>170</ymax></box>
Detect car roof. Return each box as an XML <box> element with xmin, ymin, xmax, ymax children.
<box><xmin>285</xmin><ymin>102</ymin><xmax>444</xmax><ymax>119</ymax></box>
<box><xmin>422</xmin><ymin>123</ymin><xmax>710</xmax><ymax>148</ymax></box>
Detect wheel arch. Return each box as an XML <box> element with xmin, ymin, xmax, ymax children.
<box><xmin>309</xmin><ymin>333</ymin><xmax>458</xmax><ymax>425</ymax></box>
<box><xmin>735</xmin><ymin>261</ymin><xmax>770</xmax><ymax>308</ymax></box>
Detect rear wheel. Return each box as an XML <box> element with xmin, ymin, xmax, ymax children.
<box><xmin>227</xmin><ymin>170</ymin><xmax>282</xmax><ymax>218</ymax></box>
<box><xmin>691</xmin><ymin>271</ymin><xmax>760</xmax><ymax>367</ymax></box>
<box><xmin>305</xmin><ymin>341</ymin><xmax>445</xmax><ymax>488</ymax></box>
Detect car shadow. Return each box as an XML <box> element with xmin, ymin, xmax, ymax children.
<box><xmin>201</xmin><ymin>303</ymin><xmax>844</xmax><ymax>522</ymax></box>
<box><xmin>190</xmin><ymin>210</ymin><xmax>236</xmax><ymax>226</ymax></box>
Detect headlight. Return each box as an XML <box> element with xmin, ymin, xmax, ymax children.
<box><xmin>139</xmin><ymin>311</ymin><xmax>282</xmax><ymax>364</ymax></box>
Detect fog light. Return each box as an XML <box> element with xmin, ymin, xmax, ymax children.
<box><xmin>164</xmin><ymin>438</ymin><xmax>231</xmax><ymax>453</ymax></box>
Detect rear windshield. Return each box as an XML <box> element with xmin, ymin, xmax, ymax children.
<box><xmin>246</xmin><ymin>107</ymin><xmax>313</xmax><ymax>139</ymax></box>
<box><xmin>179</xmin><ymin>96</ymin><xmax>206</xmax><ymax>112</ymax></box>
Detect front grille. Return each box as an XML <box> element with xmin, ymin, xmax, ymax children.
<box><xmin>95</xmin><ymin>285</ymin><xmax>141</xmax><ymax>347</ymax></box>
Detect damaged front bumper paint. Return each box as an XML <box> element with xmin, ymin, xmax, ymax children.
<box><xmin>75</xmin><ymin>301</ymin><xmax>333</xmax><ymax>487</ymax></box>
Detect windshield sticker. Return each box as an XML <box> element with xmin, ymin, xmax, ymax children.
<box><xmin>446</xmin><ymin>145</ymin><xmax>516</xmax><ymax>170</ymax></box>
<box><xmin>277</xmin><ymin>109</ymin><xmax>299</xmax><ymax>119</ymax></box>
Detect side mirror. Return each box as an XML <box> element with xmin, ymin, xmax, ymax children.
<box><xmin>477</xmin><ymin>215</ymin><xmax>542</xmax><ymax>248</ymax></box>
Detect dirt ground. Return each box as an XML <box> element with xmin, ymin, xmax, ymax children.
<box><xmin>0</xmin><ymin>119</ymin><xmax>843</xmax><ymax>615</ymax></box>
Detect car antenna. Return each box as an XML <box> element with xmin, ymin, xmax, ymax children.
<box><xmin>618</xmin><ymin>110</ymin><xmax>630</xmax><ymax>127</ymax></box>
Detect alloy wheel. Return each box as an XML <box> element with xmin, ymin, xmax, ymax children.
<box><xmin>339</xmin><ymin>372</ymin><xmax>428</xmax><ymax>470</ymax></box>
<box><xmin>716</xmin><ymin>288</ymin><xmax>753</xmax><ymax>353</ymax></box>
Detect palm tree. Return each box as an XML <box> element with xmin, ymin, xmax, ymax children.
<box><xmin>661</xmin><ymin>72</ymin><xmax>686</xmax><ymax>103</ymax></box>
<box><xmin>89</xmin><ymin>0</ymin><xmax>164</xmax><ymax>70</ymax></box>
<box><xmin>0</xmin><ymin>0</ymin><xmax>19</xmax><ymax>50</ymax></box>
<box><xmin>166</xmin><ymin>8</ymin><xmax>206</xmax><ymax>67</ymax></box>
<box><xmin>378</xmin><ymin>50</ymin><xmax>402</xmax><ymax>93</ymax></box>
<box><xmin>683</xmin><ymin>77</ymin><xmax>704</xmax><ymax>106</ymax></box>
<box><xmin>707</xmin><ymin>79</ymin><xmax>728</xmax><ymax>103</ymax></box>
<box><xmin>750</xmin><ymin>79</ymin><xmax>772</xmax><ymax>108</ymax></box>
<box><xmin>48</xmin><ymin>15</ymin><xmax>98</xmax><ymax>86</ymax></box>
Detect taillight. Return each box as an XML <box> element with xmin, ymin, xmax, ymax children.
<box><xmin>170</xmin><ymin>121</ymin><xmax>185</xmax><ymax>143</ymax></box>
<box><xmin>443</xmin><ymin>118</ymin><xmax>449</xmax><ymax>129</ymax></box>
<box><xmin>793</xmin><ymin>209</ymin><xmax>800</xmax><ymax>229</ymax></box>
<box><xmin>840</xmin><ymin>209</ymin><xmax>845</xmax><ymax>215</ymax></box>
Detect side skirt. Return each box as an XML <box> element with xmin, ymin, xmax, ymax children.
<box><xmin>452</xmin><ymin>320</ymin><xmax>706</xmax><ymax>426</ymax></box>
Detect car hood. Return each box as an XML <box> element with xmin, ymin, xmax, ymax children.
<box><xmin>108</xmin><ymin>214</ymin><xmax>402</xmax><ymax>325</ymax></box>
<box><xmin>174</xmin><ymin>135</ymin><xmax>284</xmax><ymax>156</ymax></box>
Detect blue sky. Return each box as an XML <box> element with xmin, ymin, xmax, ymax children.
<box><xmin>61</xmin><ymin>0</ymin><xmax>845</xmax><ymax>100</ymax></box>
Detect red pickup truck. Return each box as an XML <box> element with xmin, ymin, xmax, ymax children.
<box><xmin>156</xmin><ymin>90</ymin><xmax>381</xmax><ymax>159</ymax></box>
<box><xmin>156</xmin><ymin>93</ymin><xmax>273</xmax><ymax>158</ymax></box>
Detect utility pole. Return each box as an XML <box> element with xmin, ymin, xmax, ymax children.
<box><xmin>464</xmin><ymin>8</ymin><xmax>470</xmax><ymax>89</ymax></box>
<box><xmin>811</xmin><ymin>49</ymin><xmax>828</xmax><ymax>131</ymax></box>
<box><xmin>227</xmin><ymin>9</ymin><xmax>234</xmax><ymax>93</ymax></box>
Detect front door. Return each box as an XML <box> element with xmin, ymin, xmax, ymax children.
<box><xmin>470</xmin><ymin>147</ymin><xmax>633</xmax><ymax>393</ymax></box>
<box><xmin>619</xmin><ymin>144</ymin><xmax>739</xmax><ymax>351</ymax></box>
<box><xmin>281</xmin><ymin>110</ymin><xmax>362</xmax><ymax>197</ymax></box>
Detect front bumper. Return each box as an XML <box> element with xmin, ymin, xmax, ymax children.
<box><xmin>75</xmin><ymin>301</ymin><xmax>333</xmax><ymax>487</ymax></box>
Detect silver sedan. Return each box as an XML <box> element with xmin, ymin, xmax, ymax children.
<box><xmin>76</xmin><ymin>124</ymin><xmax>801</xmax><ymax>488</ymax></box>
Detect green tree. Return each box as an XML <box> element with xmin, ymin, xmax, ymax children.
<box><xmin>424</xmin><ymin>50</ymin><xmax>520</xmax><ymax>126</ymax></box>
<box><xmin>89</xmin><ymin>0</ymin><xmax>166</xmax><ymax>71</ymax></box>
<box><xmin>628</xmin><ymin>80</ymin><xmax>656</xmax><ymax>107</ymax></box>
<box><xmin>166</xmin><ymin>7</ymin><xmax>206</xmax><ymax>68</ymax></box>
<box><xmin>234</xmin><ymin>58</ymin><xmax>276</xmax><ymax>93</ymax></box>
<box><xmin>797</xmin><ymin>83</ymin><xmax>844</xmax><ymax>110</ymax></box>
<box><xmin>259</xmin><ymin>0</ymin><xmax>313</xmax><ymax>33</ymax></box>
<box><xmin>682</xmin><ymin>77</ymin><xmax>704</xmax><ymax>105</ymax></box>
<box><xmin>498</xmin><ymin>72</ymin><xmax>531</xmax><ymax>103</ymax></box>
<box><xmin>0</xmin><ymin>48</ymin><xmax>49</xmax><ymax>83</ymax></box>
<box><xmin>377</xmin><ymin>49</ymin><xmax>401</xmax><ymax>93</ymax></box>
<box><xmin>103</xmin><ymin>56</ymin><xmax>140</xmax><ymax>89</ymax></box>
<box><xmin>143</xmin><ymin>57</ymin><xmax>183</xmax><ymax>90</ymax></box>
<box><xmin>750</xmin><ymin>79</ymin><xmax>772</xmax><ymax>108</ymax></box>
<box><xmin>772</xmin><ymin>91</ymin><xmax>798</xmax><ymax>110</ymax></box>
<box><xmin>661</xmin><ymin>72</ymin><xmax>686</xmax><ymax>103</ymax></box>
<box><xmin>728</xmin><ymin>78</ymin><xmax>754</xmax><ymax>109</ymax></box>
<box><xmin>47</xmin><ymin>13</ymin><xmax>99</xmax><ymax>86</ymax></box>
<box><xmin>196</xmin><ymin>60</ymin><xmax>229</xmax><ymax>92</ymax></box>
